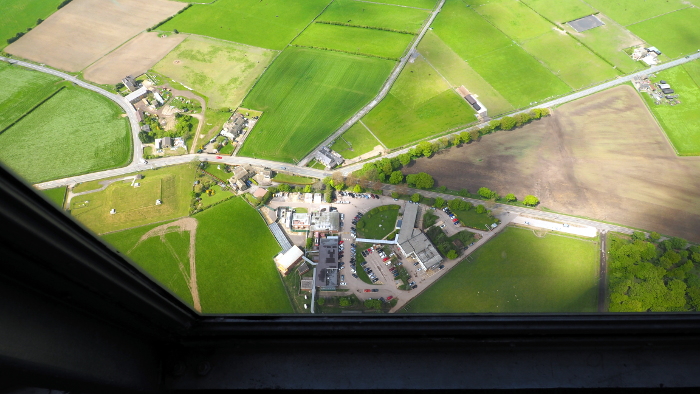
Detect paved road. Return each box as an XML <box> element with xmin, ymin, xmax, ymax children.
<box><xmin>598</xmin><ymin>231</ymin><xmax>608</xmax><ymax>313</ymax></box>
<box><xmin>297</xmin><ymin>0</ymin><xmax>446</xmax><ymax>166</ymax></box>
<box><xmin>0</xmin><ymin>56</ymin><xmax>143</xmax><ymax>165</ymax></box>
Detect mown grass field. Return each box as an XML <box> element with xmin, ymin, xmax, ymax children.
<box><xmin>584</xmin><ymin>0</ymin><xmax>688</xmax><ymax>26</ymax></box>
<box><xmin>417</xmin><ymin>31</ymin><xmax>513</xmax><ymax>116</ymax></box>
<box><xmin>200</xmin><ymin>185</ymin><xmax>235</xmax><ymax>208</ymax></box>
<box><xmin>331</xmin><ymin>122</ymin><xmax>382</xmax><ymax>159</ymax></box>
<box><xmin>521</xmin><ymin>31</ymin><xmax>621</xmax><ymax>89</ymax></box>
<box><xmin>103</xmin><ymin>222</ymin><xmax>195</xmax><ymax>308</ymax></box>
<box><xmin>193</xmin><ymin>198</ymin><xmax>293</xmax><ymax>313</ymax></box>
<box><xmin>641</xmin><ymin>62</ymin><xmax>700</xmax><ymax>155</ymax></box>
<box><xmin>0</xmin><ymin>63</ymin><xmax>64</xmax><ymax>132</ymax></box>
<box><xmin>71</xmin><ymin>164</ymin><xmax>194</xmax><ymax>235</ymax></box>
<box><xmin>0</xmin><ymin>0</ymin><xmax>63</xmax><ymax>50</ymax></box>
<box><xmin>627</xmin><ymin>7</ymin><xmax>700</xmax><ymax>59</ymax></box>
<box><xmin>403</xmin><ymin>227</ymin><xmax>599</xmax><ymax>313</ymax></box>
<box><xmin>452</xmin><ymin>208</ymin><xmax>498</xmax><ymax>230</ymax></box>
<box><xmin>159</xmin><ymin>0</ymin><xmax>331</xmax><ymax>50</ymax></box>
<box><xmin>41</xmin><ymin>186</ymin><xmax>67</xmax><ymax>208</ymax></box>
<box><xmin>377</xmin><ymin>0</ymin><xmax>437</xmax><ymax>8</ymax></box>
<box><xmin>363</xmin><ymin>56</ymin><xmax>475</xmax><ymax>148</ymax></box>
<box><xmin>293</xmin><ymin>23</ymin><xmax>413</xmax><ymax>59</ymax></box>
<box><xmin>273</xmin><ymin>173</ymin><xmax>316</xmax><ymax>185</ymax></box>
<box><xmin>357</xmin><ymin>205</ymin><xmax>400</xmax><ymax>239</ymax></box>
<box><xmin>474</xmin><ymin>0</ymin><xmax>552</xmax><ymax>43</ymax></box>
<box><xmin>152</xmin><ymin>35</ymin><xmax>276</xmax><ymax>109</ymax></box>
<box><xmin>317</xmin><ymin>0</ymin><xmax>429</xmax><ymax>33</ymax></box>
<box><xmin>238</xmin><ymin>47</ymin><xmax>393</xmax><ymax>162</ymax></box>
<box><xmin>521</xmin><ymin>0</ymin><xmax>594</xmax><ymax>23</ymax></box>
<box><xmin>0</xmin><ymin>85</ymin><xmax>131</xmax><ymax>184</ymax></box>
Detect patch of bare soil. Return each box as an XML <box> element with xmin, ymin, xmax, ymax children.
<box><xmin>5</xmin><ymin>0</ymin><xmax>186</xmax><ymax>72</ymax></box>
<box><xmin>83</xmin><ymin>32</ymin><xmax>187</xmax><ymax>84</ymax></box>
<box><xmin>130</xmin><ymin>217</ymin><xmax>201</xmax><ymax>312</ymax></box>
<box><xmin>408</xmin><ymin>85</ymin><xmax>700</xmax><ymax>241</ymax></box>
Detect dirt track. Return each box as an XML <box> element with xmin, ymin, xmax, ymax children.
<box><xmin>407</xmin><ymin>85</ymin><xmax>700</xmax><ymax>241</ymax></box>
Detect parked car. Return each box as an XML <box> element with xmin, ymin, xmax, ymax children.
<box><xmin>364</xmin><ymin>289</ymin><xmax>371</xmax><ymax>293</ymax></box>
<box><xmin>386</xmin><ymin>296</ymin><xmax>394</xmax><ymax>301</ymax></box>
<box><xmin>372</xmin><ymin>289</ymin><xmax>379</xmax><ymax>293</ymax></box>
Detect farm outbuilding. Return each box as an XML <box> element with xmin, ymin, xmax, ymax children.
<box><xmin>274</xmin><ymin>245</ymin><xmax>304</xmax><ymax>276</ymax></box>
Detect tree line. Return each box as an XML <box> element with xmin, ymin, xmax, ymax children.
<box><xmin>314</xmin><ymin>20</ymin><xmax>415</xmax><ymax>35</ymax></box>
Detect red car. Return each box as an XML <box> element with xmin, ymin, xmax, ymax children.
<box><xmin>339</xmin><ymin>240</ymin><xmax>344</xmax><ymax>244</ymax></box>
<box><xmin>383</xmin><ymin>257</ymin><xmax>389</xmax><ymax>262</ymax></box>
<box><xmin>386</xmin><ymin>296</ymin><xmax>394</xmax><ymax>301</ymax></box>
<box><xmin>364</xmin><ymin>289</ymin><xmax>371</xmax><ymax>293</ymax></box>
<box><xmin>216</xmin><ymin>156</ymin><xmax>223</xmax><ymax>159</ymax></box>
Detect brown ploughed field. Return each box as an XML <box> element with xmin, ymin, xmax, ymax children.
<box><xmin>407</xmin><ymin>85</ymin><xmax>700</xmax><ymax>241</ymax></box>
<box><xmin>83</xmin><ymin>32</ymin><xmax>187</xmax><ymax>84</ymax></box>
<box><xmin>5</xmin><ymin>0</ymin><xmax>186</xmax><ymax>72</ymax></box>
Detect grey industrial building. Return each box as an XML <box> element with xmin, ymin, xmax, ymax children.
<box><xmin>397</xmin><ymin>203</ymin><xmax>443</xmax><ymax>270</ymax></box>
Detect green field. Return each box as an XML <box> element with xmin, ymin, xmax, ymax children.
<box><xmin>200</xmin><ymin>185</ymin><xmax>235</xmax><ymax>208</ymax></box>
<box><xmin>0</xmin><ymin>0</ymin><xmax>64</xmax><ymax>50</ymax></box>
<box><xmin>0</xmin><ymin>83</ymin><xmax>131</xmax><ymax>184</ymax></box>
<box><xmin>0</xmin><ymin>62</ymin><xmax>64</xmax><ymax>131</ymax></box>
<box><xmin>238</xmin><ymin>47</ymin><xmax>394</xmax><ymax>162</ymax></box>
<box><xmin>374</xmin><ymin>0</ymin><xmax>437</xmax><ymax>8</ymax></box>
<box><xmin>641</xmin><ymin>62</ymin><xmax>700</xmax><ymax>156</ymax></box>
<box><xmin>193</xmin><ymin>198</ymin><xmax>293</xmax><ymax>313</ymax></box>
<box><xmin>627</xmin><ymin>7</ymin><xmax>700</xmax><ymax>59</ymax></box>
<box><xmin>363</xmin><ymin>56</ymin><xmax>475</xmax><ymax>148</ymax></box>
<box><xmin>273</xmin><ymin>173</ymin><xmax>317</xmax><ymax>185</ymax></box>
<box><xmin>522</xmin><ymin>0</ymin><xmax>595</xmax><ymax>23</ymax></box>
<box><xmin>474</xmin><ymin>0</ymin><xmax>553</xmax><ymax>43</ymax></box>
<box><xmin>159</xmin><ymin>0</ymin><xmax>332</xmax><ymax>50</ymax></box>
<box><xmin>403</xmin><ymin>227</ymin><xmax>600</xmax><ymax>313</ymax></box>
<box><xmin>584</xmin><ymin>0</ymin><xmax>688</xmax><ymax>26</ymax></box>
<box><xmin>71</xmin><ymin>164</ymin><xmax>194</xmax><ymax>234</ymax></box>
<box><xmin>417</xmin><ymin>32</ymin><xmax>513</xmax><ymax>116</ymax></box>
<box><xmin>453</xmin><ymin>208</ymin><xmax>498</xmax><ymax>230</ymax></box>
<box><xmin>357</xmin><ymin>205</ymin><xmax>400</xmax><ymax>239</ymax></box>
<box><xmin>41</xmin><ymin>186</ymin><xmax>67</xmax><ymax>208</ymax></box>
<box><xmin>152</xmin><ymin>35</ymin><xmax>276</xmax><ymax>109</ymax></box>
<box><xmin>331</xmin><ymin>122</ymin><xmax>382</xmax><ymax>159</ymax></box>
<box><xmin>293</xmin><ymin>23</ymin><xmax>414</xmax><ymax>59</ymax></box>
<box><xmin>522</xmin><ymin>31</ymin><xmax>621</xmax><ymax>89</ymax></box>
<box><xmin>317</xmin><ymin>0</ymin><xmax>430</xmax><ymax>33</ymax></box>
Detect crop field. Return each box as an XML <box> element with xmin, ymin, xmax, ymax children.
<box><xmin>317</xmin><ymin>0</ymin><xmax>429</xmax><ymax>33</ymax></box>
<box><xmin>408</xmin><ymin>85</ymin><xmax>700</xmax><ymax>242</ymax></box>
<box><xmin>0</xmin><ymin>62</ymin><xmax>63</xmax><ymax>132</ymax></box>
<box><xmin>473</xmin><ymin>0</ymin><xmax>552</xmax><ymax>43</ymax></box>
<box><xmin>376</xmin><ymin>0</ymin><xmax>437</xmax><ymax>8</ymax></box>
<box><xmin>468</xmin><ymin>45</ymin><xmax>571</xmax><ymax>108</ymax></box>
<box><xmin>159</xmin><ymin>0</ymin><xmax>331</xmax><ymax>50</ymax></box>
<box><xmin>521</xmin><ymin>31</ymin><xmax>621</xmax><ymax>89</ymax></box>
<box><xmin>83</xmin><ymin>32</ymin><xmax>187</xmax><ymax>85</ymax></box>
<box><xmin>153</xmin><ymin>35</ymin><xmax>276</xmax><ymax>110</ymax></box>
<box><xmin>641</xmin><ymin>62</ymin><xmax>700</xmax><ymax>155</ymax></box>
<box><xmin>293</xmin><ymin>24</ymin><xmax>414</xmax><ymax>59</ymax></box>
<box><xmin>403</xmin><ymin>227</ymin><xmax>599</xmax><ymax>313</ymax></box>
<box><xmin>363</xmin><ymin>57</ymin><xmax>475</xmax><ymax>148</ymax></box>
<box><xmin>521</xmin><ymin>0</ymin><xmax>595</xmax><ymax>23</ymax></box>
<box><xmin>193</xmin><ymin>198</ymin><xmax>293</xmax><ymax>313</ymax></box>
<box><xmin>5</xmin><ymin>0</ymin><xmax>186</xmax><ymax>72</ymax></box>
<box><xmin>0</xmin><ymin>0</ymin><xmax>63</xmax><ymax>50</ymax></box>
<box><xmin>0</xmin><ymin>86</ymin><xmax>131</xmax><ymax>184</ymax></box>
<box><xmin>71</xmin><ymin>164</ymin><xmax>195</xmax><ymax>235</ymax></box>
<box><xmin>331</xmin><ymin>122</ymin><xmax>382</xmax><ymax>159</ymax></box>
<box><xmin>583</xmin><ymin>0</ymin><xmax>689</xmax><ymax>26</ymax></box>
<box><xmin>627</xmin><ymin>8</ymin><xmax>700</xmax><ymax>59</ymax></box>
<box><xmin>418</xmin><ymin>31</ymin><xmax>513</xmax><ymax>116</ymax></box>
<box><xmin>238</xmin><ymin>47</ymin><xmax>393</xmax><ymax>162</ymax></box>
<box><xmin>41</xmin><ymin>186</ymin><xmax>67</xmax><ymax>208</ymax></box>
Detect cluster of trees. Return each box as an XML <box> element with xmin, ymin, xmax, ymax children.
<box><xmin>608</xmin><ymin>233</ymin><xmax>700</xmax><ymax>312</ymax></box>
<box><xmin>426</xmin><ymin>226</ymin><xmax>475</xmax><ymax>260</ymax></box>
<box><xmin>353</xmin><ymin>157</ymin><xmax>434</xmax><ymax>190</ymax></box>
<box><xmin>480</xmin><ymin>108</ymin><xmax>551</xmax><ymax>134</ymax></box>
<box><xmin>138</xmin><ymin>114</ymin><xmax>195</xmax><ymax>144</ymax></box>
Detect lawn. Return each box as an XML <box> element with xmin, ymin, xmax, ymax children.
<box><xmin>273</xmin><ymin>173</ymin><xmax>317</xmax><ymax>185</ymax></box>
<box><xmin>431</xmin><ymin>0</ymin><xmax>512</xmax><ymax>61</ymax></box>
<box><xmin>152</xmin><ymin>35</ymin><xmax>276</xmax><ymax>109</ymax></box>
<box><xmin>583</xmin><ymin>0</ymin><xmax>689</xmax><ymax>26</ymax></box>
<box><xmin>293</xmin><ymin>23</ymin><xmax>414</xmax><ymax>59</ymax></box>
<box><xmin>417</xmin><ymin>31</ymin><xmax>514</xmax><ymax>115</ymax></box>
<box><xmin>363</xmin><ymin>56</ymin><xmax>475</xmax><ymax>148</ymax></box>
<box><xmin>474</xmin><ymin>0</ymin><xmax>553</xmax><ymax>43</ymax></box>
<box><xmin>452</xmin><ymin>207</ymin><xmax>499</xmax><ymax>230</ymax></box>
<box><xmin>402</xmin><ymin>226</ymin><xmax>600</xmax><ymax>313</ymax></box>
<box><xmin>641</xmin><ymin>63</ymin><xmax>700</xmax><ymax>156</ymax></box>
<box><xmin>41</xmin><ymin>186</ymin><xmax>67</xmax><ymax>208</ymax></box>
<box><xmin>521</xmin><ymin>0</ymin><xmax>595</xmax><ymax>23</ymax></box>
<box><xmin>0</xmin><ymin>0</ymin><xmax>64</xmax><ymax>50</ymax></box>
<box><xmin>522</xmin><ymin>31</ymin><xmax>621</xmax><ymax>89</ymax></box>
<box><xmin>192</xmin><ymin>198</ymin><xmax>293</xmax><ymax>313</ymax></box>
<box><xmin>317</xmin><ymin>0</ymin><xmax>430</xmax><ymax>33</ymax></box>
<box><xmin>357</xmin><ymin>205</ymin><xmax>400</xmax><ymax>239</ymax></box>
<box><xmin>200</xmin><ymin>184</ymin><xmax>235</xmax><ymax>209</ymax></box>
<box><xmin>71</xmin><ymin>163</ymin><xmax>195</xmax><ymax>234</ymax></box>
<box><xmin>159</xmin><ymin>0</ymin><xmax>332</xmax><ymax>50</ymax></box>
<box><xmin>238</xmin><ymin>47</ymin><xmax>394</xmax><ymax>162</ymax></box>
<box><xmin>0</xmin><ymin>62</ymin><xmax>63</xmax><ymax>132</ymax></box>
<box><xmin>331</xmin><ymin>122</ymin><xmax>382</xmax><ymax>159</ymax></box>
<box><xmin>0</xmin><ymin>85</ymin><xmax>131</xmax><ymax>184</ymax></box>
<box><xmin>627</xmin><ymin>7</ymin><xmax>700</xmax><ymax>59</ymax></box>
<box><xmin>469</xmin><ymin>45</ymin><xmax>571</xmax><ymax>108</ymax></box>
